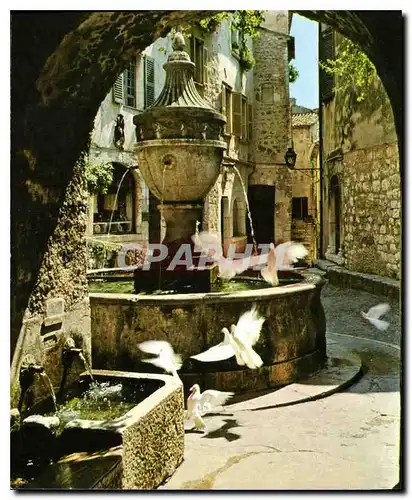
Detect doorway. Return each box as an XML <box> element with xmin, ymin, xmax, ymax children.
<box><xmin>247</xmin><ymin>185</ymin><xmax>275</xmax><ymax>244</ymax></box>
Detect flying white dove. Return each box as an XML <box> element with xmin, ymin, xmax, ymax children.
<box><xmin>260</xmin><ymin>243</ymin><xmax>278</xmax><ymax>286</ymax></box>
<box><xmin>191</xmin><ymin>307</ymin><xmax>265</xmax><ymax>369</ymax></box>
<box><xmin>186</xmin><ymin>383</ymin><xmax>234</xmax><ymax>432</ymax></box>
<box><xmin>191</xmin><ymin>231</ymin><xmax>264</xmax><ymax>280</ymax></box>
<box><xmin>260</xmin><ymin>241</ymin><xmax>308</xmax><ymax>286</ymax></box>
<box><xmin>361</xmin><ymin>303</ymin><xmax>391</xmax><ymax>331</ymax></box>
<box><xmin>137</xmin><ymin>340</ymin><xmax>182</xmax><ymax>379</ymax></box>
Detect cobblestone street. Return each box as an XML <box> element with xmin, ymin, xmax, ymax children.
<box><xmin>162</xmin><ymin>281</ymin><xmax>401</xmax><ymax>490</ymax></box>
<box><xmin>321</xmin><ymin>282</ymin><xmax>401</xmax><ymax>346</ymax></box>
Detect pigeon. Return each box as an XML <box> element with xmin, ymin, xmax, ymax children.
<box><xmin>191</xmin><ymin>307</ymin><xmax>265</xmax><ymax>369</ymax></box>
<box><xmin>192</xmin><ymin>230</ymin><xmax>264</xmax><ymax>280</ymax></box>
<box><xmin>137</xmin><ymin>340</ymin><xmax>182</xmax><ymax>379</ymax></box>
<box><xmin>186</xmin><ymin>383</ymin><xmax>234</xmax><ymax>432</ymax></box>
<box><xmin>361</xmin><ymin>303</ymin><xmax>391</xmax><ymax>331</ymax></box>
<box><xmin>260</xmin><ymin>241</ymin><xmax>308</xmax><ymax>286</ymax></box>
<box><xmin>260</xmin><ymin>243</ymin><xmax>278</xmax><ymax>286</ymax></box>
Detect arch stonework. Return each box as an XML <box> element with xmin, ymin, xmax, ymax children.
<box><xmin>11</xmin><ymin>10</ymin><xmax>404</xmax><ymax>385</ymax></box>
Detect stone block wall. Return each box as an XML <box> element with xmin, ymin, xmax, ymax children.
<box><xmin>251</xmin><ymin>27</ymin><xmax>290</xmax><ymax>164</ymax></box>
<box><xmin>291</xmin><ymin>218</ymin><xmax>317</xmax><ymax>264</ymax></box>
<box><xmin>342</xmin><ymin>142</ymin><xmax>400</xmax><ymax>278</ymax></box>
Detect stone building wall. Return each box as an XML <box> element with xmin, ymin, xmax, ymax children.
<box><xmin>321</xmin><ymin>31</ymin><xmax>400</xmax><ymax>279</ymax></box>
<box><xmin>249</xmin><ymin>11</ymin><xmax>292</xmax><ymax>243</ymax></box>
<box><xmin>341</xmin><ymin>142</ymin><xmax>400</xmax><ymax>278</ymax></box>
<box><xmin>291</xmin><ymin>114</ymin><xmax>320</xmax><ymax>262</ymax></box>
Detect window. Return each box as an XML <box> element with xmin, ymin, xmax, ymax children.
<box><xmin>93</xmin><ymin>163</ymin><xmax>135</xmax><ymax>235</ymax></box>
<box><xmin>221</xmin><ymin>84</ymin><xmax>232</xmax><ymax>134</ymax></box>
<box><xmin>124</xmin><ymin>61</ymin><xmax>136</xmax><ymax>107</ymax></box>
<box><xmin>319</xmin><ymin>28</ymin><xmax>335</xmax><ymax>102</ymax></box>
<box><xmin>189</xmin><ymin>37</ymin><xmax>207</xmax><ymax>86</ymax></box>
<box><xmin>232</xmin><ymin>199</ymin><xmax>245</xmax><ymax>237</ymax></box>
<box><xmin>112</xmin><ymin>60</ymin><xmax>136</xmax><ymax>108</ymax></box>
<box><xmin>232</xmin><ymin>92</ymin><xmax>250</xmax><ymax>140</ymax></box>
<box><xmin>292</xmin><ymin>197</ymin><xmax>309</xmax><ymax>219</ymax></box>
<box><xmin>144</xmin><ymin>55</ymin><xmax>155</xmax><ymax>108</ymax></box>
<box><xmin>112</xmin><ymin>60</ymin><xmax>137</xmax><ymax>107</ymax></box>
<box><xmin>231</xmin><ymin>28</ymin><xmax>240</xmax><ymax>53</ymax></box>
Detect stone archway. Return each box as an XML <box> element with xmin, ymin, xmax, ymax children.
<box><xmin>11</xmin><ymin>9</ymin><xmax>404</xmax><ymax>385</ymax></box>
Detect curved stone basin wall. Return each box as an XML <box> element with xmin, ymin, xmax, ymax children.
<box><xmin>90</xmin><ymin>271</ymin><xmax>327</xmax><ymax>392</ymax></box>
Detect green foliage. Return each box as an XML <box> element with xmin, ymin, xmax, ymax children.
<box><xmin>231</xmin><ymin>10</ymin><xmax>265</xmax><ymax>39</ymax></box>
<box><xmin>87</xmin><ymin>240</ymin><xmax>121</xmax><ymax>268</ymax></box>
<box><xmin>198</xmin><ymin>12</ymin><xmax>230</xmax><ymax>32</ymax></box>
<box><xmin>191</xmin><ymin>11</ymin><xmax>265</xmax><ymax>73</ymax></box>
<box><xmin>239</xmin><ymin>46</ymin><xmax>255</xmax><ymax>72</ymax></box>
<box><xmin>319</xmin><ymin>36</ymin><xmax>376</xmax><ymax>103</ymax></box>
<box><xmin>288</xmin><ymin>62</ymin><xmax>299</xmax><ymax>83</ymax></box>
<box><xmin>84</xmin><ymin>161</ymin><xmax>114</xmax><ymax>194</ymax></box>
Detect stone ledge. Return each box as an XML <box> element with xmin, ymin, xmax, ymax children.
<box><xmin>225</xmin><ymin>341</ymin><xmax>362</xmax><ymax>412</ymax></box>
<box><xmin>314</xmin><ymin>259</ymin><xmax>400</xmax><ymax>301</ymax></box>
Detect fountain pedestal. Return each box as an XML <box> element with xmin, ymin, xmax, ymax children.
<box><xmin>133</xmin><ymin>31</ymin><xmax>226</xmax><ymax>292</ymax></box>
<box><xmin>160</xmin><ymin>203</ymin><xmax>202</xmax><ymax>244</ymax></box>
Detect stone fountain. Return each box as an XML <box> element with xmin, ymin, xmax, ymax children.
<box><xmin>133</xmin><ymin>31</ymin><xmax>226</xmax><ymax>292</ymax></box>
<box><xmin>87</xmin><ymin>30</ymin><xmax>329</xmax><ymax>394</ymax></box>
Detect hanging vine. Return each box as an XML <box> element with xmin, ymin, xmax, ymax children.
<box><xmin>319</xmin><ymin>36</ymin><xmax>376</xmax><ymax>103</ymax></box>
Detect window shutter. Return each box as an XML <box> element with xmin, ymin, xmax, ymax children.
<box><xmin>203</xmin><ymin>46</ymin><xmax>208</xmax><ymax>85</ymax></box>
<box><xmin>112</xmin><ymin>73</ymin><xmax>124</xmax><ymax>104</ymax></box>
<box><xmin>241</xmin><ymin>95</ymin><xmax>248</xmax><ymax>140</ymax></box>
<box><xmin>144</xmin><ymin>56</ymin><xmax>155</xmax><ymax>108</ymax></box>
<box><xmin>221</xmin><ymin>85</ymin><xmax>226</xmax><ymax>114</ymax></box>
<box><xmin>232</xmin><ymin>92</ymin><xmax>242</xmax><ymax>137</ymax></box>
<box><xmin>248</xmin><ymin>103</ymin><xmax>253</xmax><ymax>142</ymax></box>
<box><xmin>320</xmin><ymin>29</ymin><xmax>335</xmax><ymax>102</ymax></box>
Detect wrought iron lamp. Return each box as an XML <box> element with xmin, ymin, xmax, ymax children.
<box><xmin>285</xmin><ymin>146</ymin><xmax>297</xmax><ymax>168</ymax></box>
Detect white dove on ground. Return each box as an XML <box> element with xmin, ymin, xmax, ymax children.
<box><xmin>137</xmin><ymin>340</ymin><xmax>182</xmax><ymax>379</ymax></box>
<box><xmin>191</xmin><ymin>307</ymin><xmax>265</xmax><ymax>369</ymax></box>
<box><xmin>191</xmin><ymin>230</ymin><xmax>264</xmax><ymax>280</ymax></box>
<box><xmin>186</xmin><ymin>383</ymin><xmax>234</xmax><ymax>432</ymax></box>
<box><xmin>361</xmin><ymin>303</ymin><xmax>391</xmax><ymax>331</ymax></box>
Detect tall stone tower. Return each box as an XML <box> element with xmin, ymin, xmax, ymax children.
<box><xmin>249</xmin><ymin>11</ymin><xmax>292</xmax><ymax>244</ymax></box>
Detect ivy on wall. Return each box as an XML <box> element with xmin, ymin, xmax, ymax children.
<box><xmin>289</xmin><ymin>62</ymin><xmax>299</xmax><ymax>83</ymax></box>
<box><xmin>84</xmin><ymin>161</ymin><xmax>114</xmax><ymax>194</ymax></box>
<box><xmin>319</xmin><ymin>36</ymin><xmax>376</xmax><ymax>103</ymax></box>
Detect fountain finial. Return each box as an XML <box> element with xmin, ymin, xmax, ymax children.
<box><xmin>172</xmin><ymin>30</ymin><xmax>186</xmax><ymax>52</ymax></box>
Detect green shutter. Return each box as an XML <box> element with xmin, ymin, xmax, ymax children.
<box><xmin>232</xmin><ymin>92</ymin><xmax>242</xmax><ymax>137</ymax></box>
<box><xmin>112</xmin><ymin>73</ymin><xmax>124</xmax><ymax>104</ymax></box>
<box><xmin>144</xmin><ymin>56</ymin><xmax>155</xmax><ymax>108</ymax></box>
<box><xmin>320</xmin><ymin>29</ymin><xmax>335</xmax><ymax>102</ymax></box>
<box><xmin>248</xmin><ymin>103</ymin><xmax>253</xmax><ymax>142</ymax></box>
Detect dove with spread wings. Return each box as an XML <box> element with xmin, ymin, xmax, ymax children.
<box><xmin>137</xmin><ymin>340</ymin><xmax>182</xmax><ymax>379</ymax></box>
<box><xmin>191</xmin><ymin>306</ymin><xmax>265</xmax><ymax>369</ymax></box>
<box><xmin>361</xmin><ymin>303</ymin><xmax>391</xmax><ymax>331</ymax></box>
<box><xmin>186</xmin><ymin>383</ymin><xmax>234</xmax><ymax>432</ymax></box>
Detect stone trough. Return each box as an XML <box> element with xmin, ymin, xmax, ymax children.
<box><xmin>15</xmin><ymin>370</ymin><xmax>184</xmax><ymax>490</ymax></box>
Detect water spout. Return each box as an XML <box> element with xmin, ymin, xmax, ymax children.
<box><xmin>232</xmin><ymin>166</ymin><xmax>258</xmax><ymax>254</ymax></box>
<box><xmin>59</xmin><ymin>338</ymin><xmax>93</xmax><ymax>397</ymax></box>
<box><xmin>18</xmin><ymin>354</ymin><xmax>45</xmax><ymax>412</ymax></box>
<box><xmin>40</xmin><ymin>372</ymin><xmax>57</xmax><ymax>413</ymax></box>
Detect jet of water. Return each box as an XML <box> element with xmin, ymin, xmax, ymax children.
<box><xmin>78</xmin><ymin>352</ymin><xmax>94</xmax><ymax>381</ymax></box>
<box><xmin>232</xmin><ymin>166</ymin><xmax>258</xmax><ymax>254</ymax></box>
<box><xmin>40</xmin><ymin>372</ymin><xmax>57</xmax><ymax>413</ymax></box>
<box><xmin>107</xmin><ymin>168</ymin><xmax>132</xmax><ymax>238</ymax></box>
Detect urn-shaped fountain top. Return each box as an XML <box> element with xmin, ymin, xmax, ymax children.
<box><xmin>133</xmin><ymin>30</ymin><xmax>227</xmax><ymax>203</ymax></box>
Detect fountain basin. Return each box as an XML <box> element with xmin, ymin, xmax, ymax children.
<box><xmin>90</xmin><ymin>271</ymin><xmax>327</xmax><ymax>392</ymax></box>
<box><xmin>14</xmin><ymin>371</ymin><xmax>184</xmax><ymax>490</ymax></box>
<box><xmin>136</xmin><ymin>138</ymin><xmax>226</xmax><ymax>202</ymax></box>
